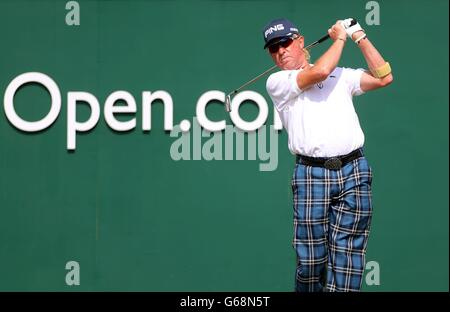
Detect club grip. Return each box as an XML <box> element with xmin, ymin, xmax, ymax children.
<box><xmin>317</xmin><ymin>34</ymin><xmax>330</xmax><ymax>43</ymax></box>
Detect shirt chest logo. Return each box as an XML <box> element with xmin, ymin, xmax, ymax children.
<box><xmin>316</xmin><ymin>75</ymin><xmax>336</xmax><ymax>89</ymax></box>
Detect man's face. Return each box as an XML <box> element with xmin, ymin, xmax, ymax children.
<box><xmin>268</xmin><ymin>36</ymin><xmax>305</xmax><ymax>70</ymax></box>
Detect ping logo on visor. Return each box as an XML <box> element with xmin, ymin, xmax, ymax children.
<box><xmin>264</xmin><ymin>24</ymin><xmax>285</xmax><ymax>38</ymax></box>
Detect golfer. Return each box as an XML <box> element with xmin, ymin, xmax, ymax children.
<box><xmin>263</xmin><ymin>18</ymin><xmax>393</xmax><ymax>292</ymax></box>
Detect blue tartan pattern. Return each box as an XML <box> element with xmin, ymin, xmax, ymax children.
<box><xmin>291</xmin><ymin>155</ymin><xmax>373</xmax><ymax>292</ymax></box>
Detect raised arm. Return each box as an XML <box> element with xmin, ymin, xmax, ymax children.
<box><xmin>341</xmin><ymin>18</ymin><xmax>394</xmax><ymax>92</ymax></box>
<box><xmin>296</xmin><ymin>21</ymin><xmax>348</xmax><ymax>90</ymax></box>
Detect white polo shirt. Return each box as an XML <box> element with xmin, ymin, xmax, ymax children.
<box><xmin>266</xmin><ymin>66</ymin><xmax>366</xmax><ymax>157</ymax></box>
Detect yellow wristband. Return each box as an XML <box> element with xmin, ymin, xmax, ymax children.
<box><xmin>371</xmin><ymin>62</ymin><xmax>392</xmax><ymax>78</ymax></box>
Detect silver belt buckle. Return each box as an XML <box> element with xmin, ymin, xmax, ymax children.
<box><xmin>324</xmin><ymin>157</ymin><xmax>342</xmax><ymax>170</ymax></box>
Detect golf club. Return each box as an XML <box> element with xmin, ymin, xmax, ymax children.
<box><xmin>224</xmin><ymin>33</ymin><xmax>330</xmax><ymax>112</ymax></box>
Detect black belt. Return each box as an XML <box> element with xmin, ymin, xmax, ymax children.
<box><xmin>296</xmin><ymin>148</ymin><xmax>364</xmax><ymax>170</ymax></box>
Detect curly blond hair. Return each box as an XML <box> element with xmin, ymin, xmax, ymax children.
<box><xmin>302</xmin><ymin>48</ymin><xmax>311</xmax><ymax>62</ymax></box>
<box><xmin>292</xmin><ymin>34</ymin><xmax>311</xmax><ymax>62</ymax></box>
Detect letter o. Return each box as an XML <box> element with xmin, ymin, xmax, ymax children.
<box><xmin>196</xmin><ymin>90</ymin><xmax>226</xmax><ymax>132</ymax></box>
<box><xmin>230</xmin><ymin>91</ymin><xmax>268</xmax><ymax>131</ymax></box>
<box><xmin>4</xmin><ymin>72</ymin><xmax>61</xmax><ymax>132</ymax></box>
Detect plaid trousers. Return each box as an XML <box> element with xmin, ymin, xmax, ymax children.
<box><xmin>291</xmin><ymin>154</ymin><xmax>373</xmax><ymax>292</ymax></box>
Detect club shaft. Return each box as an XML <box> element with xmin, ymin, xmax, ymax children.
<box><xmin>304</xmin><ymin>34</ymin><xmax>330</xmax><ymax>49</ymax></box>
<box><xmin>230</xmin><ymin>64</ymin><xmax>278</xmax><ymax>96</ymax></box>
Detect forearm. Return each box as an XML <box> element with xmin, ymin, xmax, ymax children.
<box><xmin>341</xmin><ymin>18</ymin><xmax>393</xmax><ymax>89</ymax></box>
<box><xmin>296</xmin><ymin>39</ymin><xmax>345</xmax><ymax>88</ymax></box>
<box><xmin>357</xmin><ymin>36</ymin><xmax>387</xmax><ymax>71</ymax></box>
<box><xmin>356</xmin><ymin>34</ymin><xmax>393</xmax><ymax>86</ymax></box>
<box><xmin>314</xmin><ymin>39</ymin><xmax>346</xmax><ymax>75</ymax></box>
<box><xmin>296</xmin><ymin>21</ymin><xmax>348</xmax><ymax>89</ymax></box>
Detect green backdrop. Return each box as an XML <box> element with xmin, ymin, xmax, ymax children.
<box><xmin>0</xmin><ymin>0</ymin><xmax>448</xmax><ymax>291</ymax></box>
